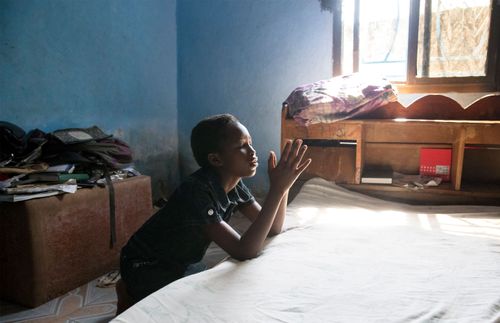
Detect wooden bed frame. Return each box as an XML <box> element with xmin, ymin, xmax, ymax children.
<box><xmin>281</xmin><ymin>94</ymin><xmax>500</xmax><ymax>205</ymax></box>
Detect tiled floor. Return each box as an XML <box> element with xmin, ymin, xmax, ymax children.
<box><xmin>0</xmin><ymin>274</ymin><xmax>118</xmax><ymax>323</ymax></box>
<box><xmin>0</xmin><ymin>214</ymin><xmax>252</xmax><ymax>323</ymax></box>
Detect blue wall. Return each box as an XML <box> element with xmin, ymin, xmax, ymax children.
<box><xmin>177</xmin><ymin>0</ymin><xmax>333</xmax><ymax>196</ymax></box>
<box><xmin>1</xmin><ymin>0</ymin><xmax>333</xmax><ymax>199</ymax></box>
<box><xmin>0</xmin><ymin>0</ymin><xmax>178</xmax><ymax>200</ymax></box>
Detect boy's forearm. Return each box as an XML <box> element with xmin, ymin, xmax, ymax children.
<box><xmin>268</xmin><ymin>191</ymin><xmax>287</xmax><ymax>236</ymax></box>
<box><xmin>238</xmin><ymin>186</ymin><xmax>285</xmax><ymax>259</ymax></box>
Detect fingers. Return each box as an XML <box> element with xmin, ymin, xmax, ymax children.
<box><xmin>292</xmin><ymin>139</ymin><xmax>302</xmax><ymax>157</ymax></box>
<box><xmin>281</xmin><ymin>139</ymin><xmax>304</xmax><ymax>164</ymax></box>
<box><xmin>297</xmin><ymin>158</ymin><xmax>312</xmax><ymax>174</ymax></box>
<box><xmin>291</xmin><ymin>144</ymin><xmax>308</xmax><ymax>169</ymax></box>
<box><xmin>280</xmin><ymin>140</ymin><xmax>292</xmax><ymax>164</ymax></box>
<box><xmin>268</xmin><ymin>151</ymin><xmax>277</xmax><ymax>170</ymax></box>
<box><xmin>280</xmin><ymin>139</ymin><xmax>310</xmax><ymax>174</ymax></box>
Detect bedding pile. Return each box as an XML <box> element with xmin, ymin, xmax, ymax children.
<box><xmin>284</xmin><ymin>73</ymin><xmax>398</xmax><ymax>126</ymax></box>
<box><xmin>113</xmin><ymin>178</ymin><xmax>500</xmax><ymax>323</ymax></box>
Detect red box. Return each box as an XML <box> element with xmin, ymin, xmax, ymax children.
<box><xmin>420</xmin><ymin>148</ymin><xmax>452</xmax><ymax>181</ymax></box>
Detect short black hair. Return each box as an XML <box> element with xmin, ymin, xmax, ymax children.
<box><xmin>191</xmin><ymin>114</ymin><xmax>240</xmax><ymax>168</ymax></box>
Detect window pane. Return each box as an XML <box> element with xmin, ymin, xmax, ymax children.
<box><xmin>341</xmin><ymin>0</ymin><xmax>354</xmax><ymax>75</ymax></box>
<box><xmin>358</xmin><ymin>0</ymin><xmax>410</xmax><ymax>81</ymax></box>
<box><xmin>417</xmin><ymin>0</ymin><xmax>491</xmax><ymax>78</ymax></box>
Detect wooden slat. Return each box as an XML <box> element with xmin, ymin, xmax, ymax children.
<box><xmin>451</xmin><ymin>127</ymin><xmax>466</xmax><ymax>190</ymax></box>
<box><xmin>465</xmin><ymin>124</ymin><xmax>500</xmax><ymax>145</ymax></box>
<box><xmin>363</xmin><ymin>121</ymin><xmax>459</xmax><ymax>143</ymax></box>
<box><xmin>304</xmin><ymin>122</ymin><xmax>362</xmax><ymax>140</ymax></box>
<box><xmin>355</xmin><ymin>124</ymin><xmax>363</xmax><ymax>184</ymax></box>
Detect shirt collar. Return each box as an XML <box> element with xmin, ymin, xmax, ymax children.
<box><xmin>200</xmin><ymin>167</ymin><xmax>232</xmax><ymax>206</ymax></box>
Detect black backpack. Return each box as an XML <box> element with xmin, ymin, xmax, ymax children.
<box><xmin>0</xmin><ymin>121</ymin><xmax>47</xmax><ymax>166</ymax></box>
<box><xmin>43</xmin><ymin>126</ymin><xmax>133</xmax><ymax>170</ymax></box>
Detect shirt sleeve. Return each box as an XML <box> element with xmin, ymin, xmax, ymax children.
<box><xmin>180</xmin><ymin>182</ymin><xmax>223</xmax><ymax>226</ymax></box>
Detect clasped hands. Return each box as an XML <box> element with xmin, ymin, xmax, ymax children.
<box><xmin>268</xmin><ymin>139</ymin><xmax>311</xmax><ymax>193</ymax></box>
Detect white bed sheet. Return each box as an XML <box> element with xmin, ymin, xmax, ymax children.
<box><xmin>112</xmin><ymin>178</ymin><xmax>500</xmax><ymax>323</ymax></box>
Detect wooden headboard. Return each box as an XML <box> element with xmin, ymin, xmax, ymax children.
<box><xmin>281</xmin><ymin>94</ymin><xmax>500</xmax><ymax>195</ymax></box>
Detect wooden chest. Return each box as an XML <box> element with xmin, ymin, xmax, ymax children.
<box><xmin>0</xmin><ymin>175</ymin><xmax>153</xmax><ymax>307</ymax></box>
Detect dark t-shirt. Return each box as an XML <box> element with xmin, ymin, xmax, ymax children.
<box><xmin>121</xmin><ymin>167</ymin><xmax>255</xmax><ymax>273</ymax></box>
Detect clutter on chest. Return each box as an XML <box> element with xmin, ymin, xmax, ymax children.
<box><xmin>0</xmin><ymin>122</ymin><xmax>139</xmax><ymax>203</ymax></box>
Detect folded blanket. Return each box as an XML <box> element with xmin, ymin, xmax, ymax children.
<box><xmin>284</xmin><ymin>73</ymin><xmax>398</xmax><ymax>126</ymax></box>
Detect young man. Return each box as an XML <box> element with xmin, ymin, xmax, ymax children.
<box><xmin>119</xmin><ymin>114</ymin><xmax>310</xmax><ymax>306</ymax></box>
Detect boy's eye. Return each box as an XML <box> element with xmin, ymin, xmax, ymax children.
<box><xmin>237</xmin><ymin>139</ymin><xmax>252</xmax><ymax>149</ymax></box>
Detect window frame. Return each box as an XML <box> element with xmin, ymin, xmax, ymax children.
<box><xmin>332</xmin><ymin>0</ymin><xmax>500</xmax><ymax>93</ymax></box>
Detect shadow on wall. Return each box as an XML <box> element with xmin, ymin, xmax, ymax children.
<box><xmin>318</xmin><ymin>0</ymin><xmax>334</xmax><ymax>12</ymax></box>
<box><xmin>118</xmin><ymin>123</ymin><xmax>179</xmax><ymax>203</ymax></box>
<box><xmin>178</xmin><ymin>145</ymin><xmax>199</xmax><ymax>183</ymax></box>
<box><xmin>134</xmin><ymin>152</ymin><xmax>179</xmax><ymax>203</ymax></box>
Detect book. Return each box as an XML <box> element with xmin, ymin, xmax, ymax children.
<box><xmin>28</xmin><ymin>173</ymin><xmax>89</xmax><ymax>182</ymax></box>
<box><xmin>2</xmin><ymin>182</ymin><xmax>78</xmax><ymax>194</ymax></box>
<box><xmin>361</xmin><ymin>166</ymin><xmax>393</xmax><ymax>184</ymax></box>
<box><xmin>0</xmin><ymin>191</ymin><xmax>62</xmax><ymax>202</ymax></box>
<box><xmin>45</xmin><ymin>164</ymin><xmax>75</xmax><ymax>173</ymax></box>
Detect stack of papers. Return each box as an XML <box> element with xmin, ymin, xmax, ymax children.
<box><xmin>0</xmin><ymin>164</ymin><xmax>79</xmax><ymax>202</ymax></box>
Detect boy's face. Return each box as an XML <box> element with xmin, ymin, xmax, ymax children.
<box><xmin>215</xmin><ymin>122</ymin><xmax>258</xmax><ymax>178</ymax></box>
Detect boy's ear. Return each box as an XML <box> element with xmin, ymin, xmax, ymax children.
<box><xmin>207</xmin><ymin>153</ymin><xmax>223</xmax><ymax>167</ymax></box>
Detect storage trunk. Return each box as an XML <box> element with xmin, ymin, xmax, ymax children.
<box><xmin>0</xmin><ymin>175</ymin><xmax>153</xmax><ymax>307</ymax></box>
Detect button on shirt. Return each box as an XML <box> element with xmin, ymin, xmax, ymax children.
<box><xmin>121</xmin><ymin>167</ymin><xmax>255</xmax><ymax>274</ymax></box>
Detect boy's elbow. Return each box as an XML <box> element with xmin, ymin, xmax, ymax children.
<box><xmin>233</xmin><ymin>251</ymin><xmax>259</xmax><ymax>261</ymax></box>
<box><xmin>268</xmin><ymin>228</ymin><xmax>282</xmax><ymax>237</ymax></box>
<box><xmin>230</xmin><ymin>247</ymin><xmax>260</xmax><ymax>261</ymax></box>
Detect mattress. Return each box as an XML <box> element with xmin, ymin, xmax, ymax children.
<box><xmin>112</xmin><ymin>177</ymin><xmax>500</xmax><ymax>322</ymax></box>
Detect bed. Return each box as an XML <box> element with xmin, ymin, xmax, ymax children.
<box><xmin>112</xmin><ymin>177</ymin><xmax>500</xmax><ymax>322</ymax></box>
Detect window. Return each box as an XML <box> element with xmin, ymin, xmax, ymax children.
<box><xmin>332</xmin><ymin>0</ymin><xmax>500</xmax><ymax>92</ymax></box>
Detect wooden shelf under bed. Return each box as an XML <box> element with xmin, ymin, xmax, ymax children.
<box><xmin>282</xmin><ymin>94</ymin><xmax>500</xmax><ymax>205</ymax></box>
